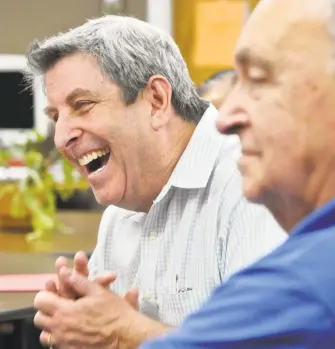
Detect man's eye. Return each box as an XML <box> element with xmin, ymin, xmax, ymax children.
<box><xmin>248</xmin><ymin>67</ymin><xmax>267</xmax><ymax>83</ymax></box>
<box><xmin>75</xmin><ymin>101</ymin><xmax>94</xmax><ymax>110</ymax></box>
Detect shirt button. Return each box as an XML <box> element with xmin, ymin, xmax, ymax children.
<box><xmin>150</xmin><ymin>231</ymin><xmax>158</xmax><ymax>239</ymax></box>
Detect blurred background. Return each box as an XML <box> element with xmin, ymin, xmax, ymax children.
<box><xmin>0</xmin><ymin>0</ymin><xmax>258</xmax><ymax>82</ymax></box>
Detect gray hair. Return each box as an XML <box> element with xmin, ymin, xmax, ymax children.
<box><xmin>25</xmin><ymin>15</ymin><xmax>208</xmax><ymax>123</ymax></box>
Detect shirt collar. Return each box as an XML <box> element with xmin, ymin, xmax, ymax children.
<box><xmin>128</xmin><ymin>104</ymin><xmax>238</xmax><ymax>216</ymax></box>
<box><xmin>153</xmin><ymin>105</ymin><xmax>234</xmax><ymax>206</ymax></box>
<box><xmin>291</xmin><ymin>198</ymin><xmax>335</xmax><ymax>235</ymax></box>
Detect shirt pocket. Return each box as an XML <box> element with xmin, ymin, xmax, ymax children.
<box><xmin>158</xmin><ymin>289</ymin><xmax>208</xmax><ymax>326</ymax></box>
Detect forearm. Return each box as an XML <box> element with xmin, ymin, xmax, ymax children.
<box><xmin>118</xmin><ymin>313</ymin><xmax>174</xmax><ymax>349</ymax></box>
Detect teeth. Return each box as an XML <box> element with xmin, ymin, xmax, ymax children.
<box><xmin>78</xmin><ymin>148</ymin><xmax>110</xmax><ymax>166</ymax></box>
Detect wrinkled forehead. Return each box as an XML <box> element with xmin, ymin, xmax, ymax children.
<box><xmin>234</xmin><ymin>0</ymin><xmax>333</xmax><ymax>70</ymax></box>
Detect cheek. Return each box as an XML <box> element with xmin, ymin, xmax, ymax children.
<box><xmin>251</xmin><ymin>95</ymin><xmax>302</xmax><ymax>164</ymax></box>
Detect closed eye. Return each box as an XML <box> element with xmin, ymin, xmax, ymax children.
<box><xmin>73</xmin><ymin>101</ymin><xmax>97</xmax><ymax>116</ymax></box>
<box><xmin>248</xmin><ymin>66</ymin><xmax>268</xmax><ymax>83</ymax></box>
<box><xmin>74</xmin><ymin>100</ymin><xmax>95</xmax><ymax>110</ymax></box>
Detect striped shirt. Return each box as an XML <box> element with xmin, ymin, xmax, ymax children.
<box><xmin>88</xmin><ymin>105</ymin><xmax>286</xmax><ymax>326</ymax></box>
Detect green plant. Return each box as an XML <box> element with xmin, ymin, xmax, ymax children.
<box><xmin>0</xmin><ymin>131</ymin><xmax>85</xmax><ymax>241</ymax></box>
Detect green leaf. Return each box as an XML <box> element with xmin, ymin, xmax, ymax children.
<box><xmin>10</xmin><ymin>192</ymin><xmax>26</xmax><ymax>218</ymax></box>
<box><xmin>33</xmin><ymin>210</ymin><xmax>55</xmax><ymax>231</ymax></box>
<box><xmin>0</xmin><ymin>184</ymin><xmax>17</xmax><ymax>200</ymax></box>
<box><xmin>25</xmin><ymin>151</ymin><xmax>43</xmax><ymax>168</ymax></box>
<box><xmin>62</xmin><ymin>158</ymin><xmax>75</xmax><ymax>184</ymax></box>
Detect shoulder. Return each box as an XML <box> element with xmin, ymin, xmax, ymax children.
<box><xmin>190</xmin><ymin>245</ymin><xmax>335</xmax><ymax>344</ymax></box>
<box><xmin>234</xmin><ymin>230</ymin><xmax>335</xmax><ymax>318</ymax></box>
<box><xmin>140</xmin><ymin>250</ymin><xmax>335</xmax><ymax>349</ymax></box>
<box><xmin>285</xmin><ymin>227</ymin><xmax>335</xmax><ymax>316</ymax></box>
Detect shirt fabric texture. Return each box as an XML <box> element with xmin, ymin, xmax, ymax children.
<box><xmin>139</xmin><ymin>198</ymin><xmax>335</xmax><ymax>348</ymax></box>
<box><xmin>88</xmin><ymin>105</ymin><xmax>286</xmax><ymax>325</ymax></box>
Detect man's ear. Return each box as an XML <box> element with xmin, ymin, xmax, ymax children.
<box><xmin>144</xmin><ymin>75</ymin><xmax>172</xmax><ymax>131</ymax></box>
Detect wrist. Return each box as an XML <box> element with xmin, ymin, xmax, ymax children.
<box><xmin>120</xmin><ymin>310</ymin><xmax>172</xmax><ymax>349</ymax></box>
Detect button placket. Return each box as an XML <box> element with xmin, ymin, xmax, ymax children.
<box><xmin>139</xmin><ymin>207</ymin><xmax>162</xmax><ymax>301</ymax></box>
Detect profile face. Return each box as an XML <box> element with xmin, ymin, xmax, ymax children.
<box><xmin>217</xmin><ymin>0</ymin><xmax>335</xmax><ymax>213</ymax></box>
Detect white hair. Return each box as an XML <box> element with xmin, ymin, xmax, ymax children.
<box><xmin>25</xmin><ymin>15</ymin><xmax>207</xmax><ymax>123</ymax></box>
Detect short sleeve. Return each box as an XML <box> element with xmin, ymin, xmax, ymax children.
<box><xmin>138</xmin><ymin>263</ymin><xmax>335</xmax><ymax>349</ymax></box>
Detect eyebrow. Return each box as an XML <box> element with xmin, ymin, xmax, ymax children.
<box><xmin>65</xmin><ymin>88</ymin><xmax>96</xmax><ymax>104</ymax></box>
<box><xmin>235</xmin><ymin>48</ymin><xmax>273</xmax><ymax>71</ymax></box>
<box><xmin>43</xmin><ymin>88</ymin><xmax>96</xmax><ymax>118</ymax></box>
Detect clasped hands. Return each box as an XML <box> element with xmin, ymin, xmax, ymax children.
<box><xmin>33</xmin><ymin>251</ymin><xmax>165</xmax><ymax>349</ymax></box>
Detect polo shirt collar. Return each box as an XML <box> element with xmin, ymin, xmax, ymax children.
<box><xmin>291</xmin><ymin>198</ymin><xmax>335</xmax><ymax>235</ymax></box>
<box><xmin>167</xmin><ymin>104</ymin><xmax>223</xmax><ymax>189</ymax></box>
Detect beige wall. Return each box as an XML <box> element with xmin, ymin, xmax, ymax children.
<box><xmin>0</xmin><ymin>0</ymin><xmax>146</xmax><ymax>54</ymax></box>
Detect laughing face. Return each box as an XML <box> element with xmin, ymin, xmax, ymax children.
<box><xmin>45</xmin><ymin>52</ymin><xmax>156</xmax><ymax>208</ymax></box>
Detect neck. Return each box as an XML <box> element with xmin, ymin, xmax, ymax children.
<box><xmin>136</xmin><ymin>119</ymin><xmax>197</xmax><ymax>212</ymax></box>
<box><xmin>311</xmin><ymin>158</ymin><xmax>335</xmax><ymax>212</ymax></box>
<box><xmin>265</xmin><ymin>160</ymin><xmax>335</xmax><ymax>233</ymax></box>
<box><xmin>263</xmin><ymin>192</ymin><xmax>313</xmax><ymax>233</ymax></box>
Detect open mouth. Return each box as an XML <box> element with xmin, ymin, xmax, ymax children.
<box><xmin>78</xmin><ymin>148</ymin><xmax>111</xmax><ymax>175</ymax></box>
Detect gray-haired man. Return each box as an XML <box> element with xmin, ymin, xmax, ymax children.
<box><xmin>30</xmin><ymin>15</ymin><xmax>285</xmax><ymax>349</ymax></box>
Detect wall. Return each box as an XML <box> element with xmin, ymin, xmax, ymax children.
<box><xmin>0</xmin><ymin>0</ymin><xmax>146</xmax><ymax>54</ymax></box>
<box><xmin>173</xmin><ymin>0</ymin><xmax>245</xmax><ymax>85</ymax></box>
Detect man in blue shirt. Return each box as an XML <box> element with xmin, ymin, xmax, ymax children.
<box><xmin>135</xmin><ymin>0</ymin><xmax>335</xmax><ymax>347</ymax></box>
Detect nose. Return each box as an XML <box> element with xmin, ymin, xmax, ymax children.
<box><xmin>54</xmin><ymin>115</ymin><xmax>82</xmax><ymax>151</ymax></box>
<box><xmin>216</xmin><ymin>104</ymin><xmax>249</xmax><ymax>136</ymax></box>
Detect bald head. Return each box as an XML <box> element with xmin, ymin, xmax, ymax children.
<box><xmin>217</xmin><ymin>0</ymin><xmax>335</xmax><ymax>230</ymax></box>
<box><xmin>251</xmin><ymin>0</ymin><xmax>335</xmax><ymax>52</ymax></box>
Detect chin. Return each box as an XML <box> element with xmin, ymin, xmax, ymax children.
<box><xmin>242</xmin><ymin>178</ymin><xmax>264</xmax><ymax>204</ymax></box>
<box><xmin>92</xmin><ymin>189</ymin><xmax>122</xmax><ymax>207</ymax></box>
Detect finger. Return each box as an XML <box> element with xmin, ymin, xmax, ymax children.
<box><xmin>56</xmin><ymin>256</ymin><xmax>77</xmax><ymax>299</ymax></box>
<box><xmin>34</xmin><ymin>290</ymin><xmax>71</xmax><ymax>315</ymax></box>
<box><xmin>39</xmin><ymin>330</ymin><xmax>51</xmax><ymax>346</ymax></box>
<box><xmin>55</xmin><ymin>256</ymin><xmax>68</xmax><ymax>273</ymax></box>
<box><xmin>74</xmin><ymin>251</ymin><xmax>89</xmax><ymax>276</ymax></box>
<box><xmin>34</xmin><ymin>311</ymin><xmax>53</xmax><ymax>332</ymax></box>
<box><xmin>40</xmin><ymin>331</ymin><xmax>58</xmax><ymax>348</ymax></box>
<box><xmin>59</xmin><ymin>267</ymin><xmax>104</xmax><ymax>297</ymax></box>
<box><xmin>94</xmin><ymin>273</ymin><xmax>117</xmax><ymax>288</ymax></box>
<box><xmin>124</xmin><ymin>288</ymin><xmax>139</xmax><ymax>310</ymax></box>
<box><xmin>45</xmin><ymin>279</ymin><xmax>58</xmax><ymax>293</ymax></box>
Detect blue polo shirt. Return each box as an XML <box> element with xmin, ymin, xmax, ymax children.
<box><xmin>139</xmin><ymin>199</ymin><xmax>335</xmax><ymax>349</ymax></box>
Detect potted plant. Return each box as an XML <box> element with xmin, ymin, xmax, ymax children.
<box><xmin>0</xmin><ymin>130</ymin><xmax>86</xmax><ymax>241</ymax></box>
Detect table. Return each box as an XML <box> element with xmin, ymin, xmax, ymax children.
<box><xmin>0</xmin><ymin>209</ymin><xmax>101</xmax><ymax>347</ymax></box>
<box><xmin>0</xmin><ymin>253</ymin><xmax>60</xmax><ymax>349</ymax></box>
<box><xmin>0</xmin><ymin>210</ymin><xmax>101</xmax><ymax>254</ymax></box>
<box><xmin>0</xmin><ymin>207</ymin><xmax>102</xmax><ymax>347</ymax></box>
<box><xmin>0</xmin><ymin>253</ymin><xmax>58</xmax><ymax>321</ymax></box>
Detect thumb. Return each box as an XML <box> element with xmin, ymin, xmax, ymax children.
<box><xmin>94</xmin><ymin>273</ymin><xmax>117</xmax><ymax>288</ymax></box>
<box><xmin>124</xmin><ymin>288</ymin><xmax>139</xmax><ymax>310</ymax></box>
<box><xmin>59</xmin><ymin>267</ymin><xmax>104</xmax><ymax>297</ymax></box>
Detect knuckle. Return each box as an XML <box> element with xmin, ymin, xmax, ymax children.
<box><xmin>33</xmin><ymin>291</ymin><xmax>44</xmax><ymax>308</ymax></box>
<box><xmin>33</xmin><ymin>311</ymin><xmax>40</xmax><ymax>325</ymax></box>
<box><xmin>62</xmin><ymin>331</ymin><xmax>77</xmax><ymax>345</ymax></box>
